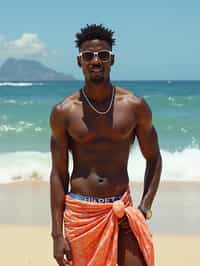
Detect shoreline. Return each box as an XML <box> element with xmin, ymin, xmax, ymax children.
<box><xmin>0</xmin><ymin>180</ymin><xmax>200</xmax><ymax>234</ymax></box>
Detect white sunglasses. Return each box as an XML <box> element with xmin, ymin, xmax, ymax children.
<box><xmin>79</xmin><ymin>50</ymin><xmax>113</xmax><ymax>62</ymax></box>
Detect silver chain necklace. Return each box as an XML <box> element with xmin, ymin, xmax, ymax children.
<box><xmin>82</xmin><ymin>87</ymin><xmax>115</xmax><ymax>115</ymax></box>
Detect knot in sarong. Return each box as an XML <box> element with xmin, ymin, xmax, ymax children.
<box><xmin>112</xmin><ymin>200</ymin><xmax>125</xmax><ymax>218</ymax></box>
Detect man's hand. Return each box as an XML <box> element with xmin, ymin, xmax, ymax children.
<box><xmin>53</xmin><ymin>236</ymin><xmax>72</xmax><ymax>266</ymax></box>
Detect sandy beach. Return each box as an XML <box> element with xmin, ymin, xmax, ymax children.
<box><xmin>1</xmin><ymin>181</ymin><xmax>200</xmax><ymax>265</ymax></box>
<box><xmin>0</xmin><ymin>225</ymin><xmax>200</xmax><ymax>266</ymax></box>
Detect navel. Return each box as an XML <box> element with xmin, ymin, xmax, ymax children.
<box><xmin>98</xmin><ymin>177</ymin><xmax>105</xmax><ymax>183</ymax></box>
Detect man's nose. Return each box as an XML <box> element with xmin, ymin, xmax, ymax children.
<box><xmin>91</xmin><ymin>54</ymin><xmax>101</xmax><ymax>64</ymax></box>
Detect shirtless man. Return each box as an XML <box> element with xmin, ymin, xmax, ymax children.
<box><xmin>50</xmin><ymin>24</ymin><xmax>162</xmax><ymax>266</ymax></box>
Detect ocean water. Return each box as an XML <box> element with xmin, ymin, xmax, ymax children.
<box><xmin>0</xmin><ymin>80</ymin><xmax>200</xmax><ymax>183</ymax></box>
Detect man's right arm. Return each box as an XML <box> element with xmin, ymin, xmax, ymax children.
<box><xmin>50</xmin><ymin>104</ymin><xmax>72</xmax><ymax>265</ymax></box>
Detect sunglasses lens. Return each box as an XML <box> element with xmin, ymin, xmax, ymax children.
<box><xmin>98</xmin><ymin>51</ymin><xmax>110</xmax><ymax>61</ymax></box>
<box><xmin>81</xmin><ymin>51</ymin><xmax>111</xmax><ymax>62</ymax></box>
<box><xmin>81</xmin><ymin>52</ymin><xmax>94</xmax><ymax>61</ymax></box>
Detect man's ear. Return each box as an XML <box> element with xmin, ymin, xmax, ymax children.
<box><xmin>110</xmin><ymin>54</ymin><xmax>115</xmax><ymax>66</ymax></box>
<box><xmin>77</xmin><ymin>56</ymin><xmax>82</xmax><ymax>67</ymax></box>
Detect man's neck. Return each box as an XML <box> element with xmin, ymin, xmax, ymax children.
<box><xmin>84</xmin><ymin>81</ymin><xmax>113</xmax><ymax>102</ymax></box>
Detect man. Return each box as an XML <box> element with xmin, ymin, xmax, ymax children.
<box><xmin>50</xmin><ymin>24</ymin><xmax>162</xmax><ymax>266</ymax></box>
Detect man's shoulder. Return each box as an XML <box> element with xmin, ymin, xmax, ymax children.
<box><xmin>116</xmin><ymin>87</ymin><xmax>152</xmax><ymax>120</ymax></box>
<box><xmin>116</xmin><ymin>86</ymin><xmax>144</xmax><ymax>106</ymax></box>
<box><xmin>52</xmin><ymin>91</ymin><xmax>81</xmax><ymax>113</ymax></box>
<box><xmin>50</xmin><ymin>90</ymin><xmax>81</xmax><ymax>125</ymax></box>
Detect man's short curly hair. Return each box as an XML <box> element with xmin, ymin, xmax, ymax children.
<box><xmin>75</xmin><ymin>24</ymin><xmax>115</xmax><ymax>49</ymax></box>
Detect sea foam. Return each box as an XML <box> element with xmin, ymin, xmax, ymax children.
<box><xmin>0</xmin><ymin>148</ymin><xmax>200</xmax><ymax>184</ymax></box>
<box><xmin>0</xmin><ymin>82</ymin><xmax>43</xmax><ymax>87</ymax></box>
<box><xmin>128</xmin><ymin>147</ymin><xmax>200</xmax><ymax>182</ymax></box>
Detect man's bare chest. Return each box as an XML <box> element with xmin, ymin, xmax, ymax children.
<box><xmin>67</xmin><ymin>102</ymin><xmax>137</xmax><ymax>144</ymax></box>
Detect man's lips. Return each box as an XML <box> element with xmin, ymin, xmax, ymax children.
<box><xmin>90</xmin><ymin>68</ymin><xmax>103</xmax><ymax>73</ymax></box>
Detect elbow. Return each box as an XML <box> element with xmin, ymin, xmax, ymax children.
<box><xmin>147</xmin><ymin>151</ymin><xmax>162</xmax><ymax>165</ymax></box>
<box><xmin>155</xmin><ymin>152</ymin><xmax>162</xmax><ymax>181</ymax></box>
<box><xmin>50</xmin><ymin>169</ymin><xmax>62</xmax><ymax>186</ymax></box>
<box><xmin>147</xmin><ymin>151</ymin><xmax>162</xmax><ymax>175</ymax></box>
<box><xmin>50</xmin><ymin>168</ymin><xmax>69</xmax><ymax>193</ymax></box>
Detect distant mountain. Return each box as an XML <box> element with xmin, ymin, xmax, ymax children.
<box><xmin>0</xmin><ymin>58</ymin><xmax>75</xmax><ymax>81</ymax></box>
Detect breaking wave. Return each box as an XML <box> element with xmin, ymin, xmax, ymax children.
<box><xmin>0</xmin><ymin>82</ymin><xmax>43</xmax><ymax>87</ymax></box>
<box><xmin>0</xmin><ymin>148</ymin><xmax>200</xmax><ymax>183</ymax></box>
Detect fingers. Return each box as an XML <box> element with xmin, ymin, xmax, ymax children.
<box><xmin>53</xmin><ymin>237</ymin><xmax>72</xmax><ymax>266</ymax></box>
<box><xmin>55</xmin><ymin>255</ymin><xmax>65</xmax><ymax>266</ymax></box>
<box><xmin>55</xmin><ymin>257</ymin><xmax>72</xmax><ymax>266</ymax></box>
<box><xmin>64</xmin><ymin>255</ymin><xmax>72</xmax><ymax>266</ymax></box>
<box><xmin>64</xmin><ymin>245</ymin><xmax>72</xmax><ymax>263</ymax></box>
<box><xmin>55</xmin><ymin>254</ymin><xmax>72</xmax><ymax>266</ymax></box>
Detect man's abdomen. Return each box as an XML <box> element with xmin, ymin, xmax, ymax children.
<box><xmin>70</xmin><ymin>158</ymin><xmax>130</xmax><ymax>197</ymax></box>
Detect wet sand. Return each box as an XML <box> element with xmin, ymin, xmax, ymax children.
<box><xmin>0</xmin><ymin>181</ymin><xmax>200</xmax><ymax>265</ymax></box>
<box><xmin>1</xmin><ymin>181</ymin><xmax>200</xmax><ymax>233</ymax></box>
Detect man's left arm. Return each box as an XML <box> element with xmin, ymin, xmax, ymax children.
<box><xmin>135</xmin><ymin>98</ymin><xmax>162</xmax><ymax>213</ymax></box>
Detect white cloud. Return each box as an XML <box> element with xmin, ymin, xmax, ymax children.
<box><xmin>0</xmin><ymin>33</ymin><xmax>48</xmax><ymax>58</ymax></box>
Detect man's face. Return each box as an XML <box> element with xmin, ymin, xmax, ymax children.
<box><xmin>77</xmin><ymin>39</ymin><xmax>114</xmax><ymax>84</ymax></box>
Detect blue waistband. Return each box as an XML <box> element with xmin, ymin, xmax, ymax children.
<box><xmin>69</xmin><ymin>192</ymin><xmax>121</xmax><ymax>203</ymax></box>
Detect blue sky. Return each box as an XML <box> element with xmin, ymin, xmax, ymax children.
<box><xmin>1</xmin><ymin>0</ymin><xmax>200</xmax><ymax>80</ymax></box>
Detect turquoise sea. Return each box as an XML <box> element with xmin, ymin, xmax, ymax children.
<box><xmin>0</xmin><ymin>81</ymin><xmax>200</xmax><ymax>183</ymax></box>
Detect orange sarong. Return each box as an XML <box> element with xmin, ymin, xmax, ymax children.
<box><xmin>64</xmin><ymin>190</ymin><xmax>154</xmax><ymax>266</ymax></box>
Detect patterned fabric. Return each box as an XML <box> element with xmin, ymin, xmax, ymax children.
<box><xmin>64</xmin><ymin>190</ymin><xmax>154</xmax><ymax>266</ymax></box>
